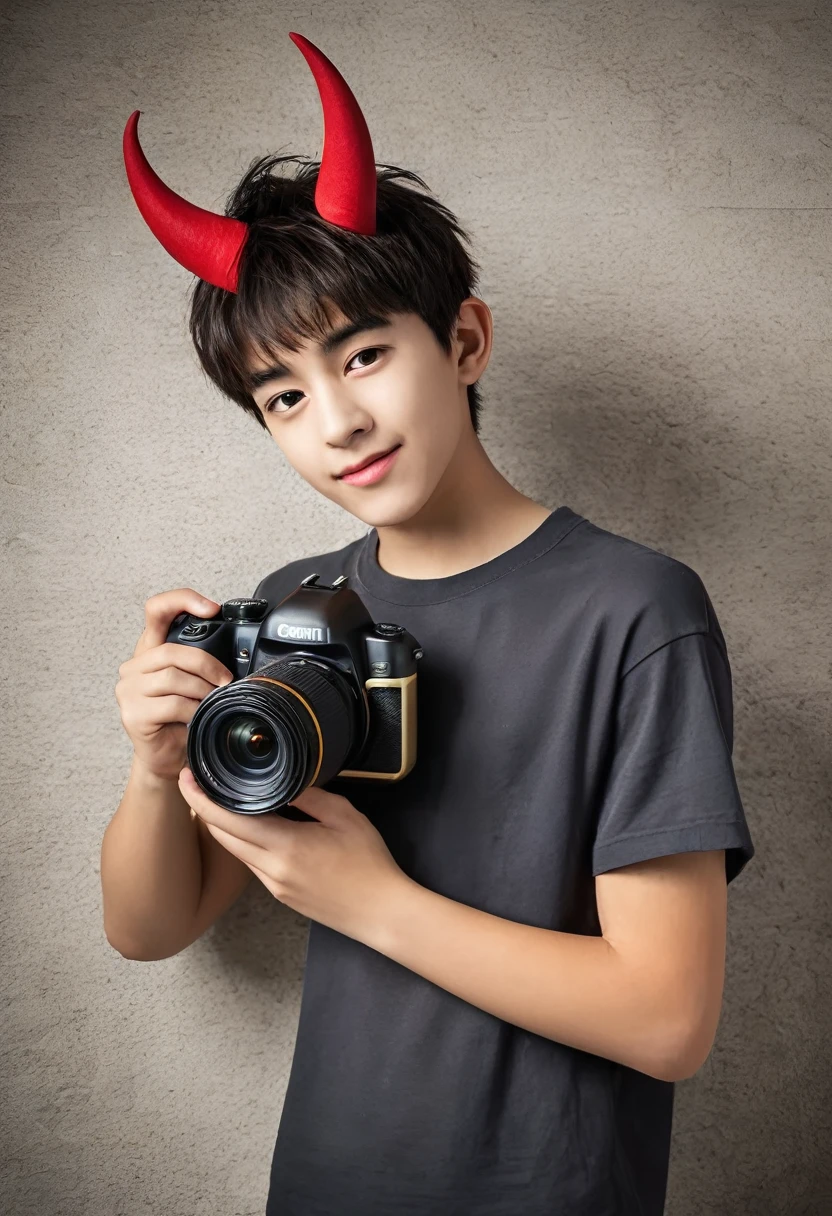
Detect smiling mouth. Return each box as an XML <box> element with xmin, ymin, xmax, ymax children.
<box><xmin>337</xmin><ymin>444</ymin><xmax>402</xmax><ymax>484</ymax></box>
<box><xmin>337</xmin><ymin>445</ymin><xmax>401</xmax><ymax>478</ymax></box>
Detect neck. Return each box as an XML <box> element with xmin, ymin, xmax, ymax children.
<box><xmin>371</xmin><ymin>427</ymin><xmax>553</xmax><ymax>580</ymax></box>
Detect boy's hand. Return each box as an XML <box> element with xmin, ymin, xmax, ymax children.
<box><xmin>115</xmin><ymin>589</ymin><xmax>232</xmax><ymax>783</ymax></box>
<box><xmin>178</xmin><ymin>768</ymin><xmax>410</xmax><ymax>944</ymax></box>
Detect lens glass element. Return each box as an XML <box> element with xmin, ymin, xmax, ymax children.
<box><xmin>222</xmin><ymin>714</ymin><xmax>280</xmax><ymax>773</ymax></box>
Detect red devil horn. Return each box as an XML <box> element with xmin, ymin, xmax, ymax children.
<box><xmin>289</xmin><ymin>32</ymin><xmax>377</xmax><ymax>235</ymax></box>
<box><xmin>122</xmin><ymin>110</ymin><xmax>249</xmax><ymax>293</ymax></box>
<box><xmin>123</xmin><ymin>34</ymin><xmax>376</xmax><ymax>291</ymax></box>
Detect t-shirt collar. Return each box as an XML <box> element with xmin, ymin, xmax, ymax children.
<box><xmin>353</xmin><ymin>504</ymin><xmax>585</xmax><ymax>606</ymax></box>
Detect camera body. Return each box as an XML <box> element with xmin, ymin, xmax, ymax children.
<box><xmin>166</xmin><ymin>572</ymin><xmax>423</xmax><ymax>817</ymax></box>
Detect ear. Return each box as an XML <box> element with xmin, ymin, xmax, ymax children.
<box><xmin>455</xmin><ymin>296</ymin><xmax>493</xmax><ymax>386</ymax></box>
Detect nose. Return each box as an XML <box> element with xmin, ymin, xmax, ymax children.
<box><xmin>316</xmin><ymin>378</ymin><xmax>375</xmax><ymax>447</ymax></box>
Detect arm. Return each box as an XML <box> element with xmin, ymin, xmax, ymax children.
<box><xmin>101</xmin><ymin>754</ymin><xmax>251</xmax><ymax>960</ymax></box>
<box><xmin>171</xmin><ymin>776</ymin><xmax>731</xmax><ymax>1081</ymax></box>
<box><xmin>364</xmin><ymin>848</ymin><xmax>728</xmax><ymax>1083</ymax></box>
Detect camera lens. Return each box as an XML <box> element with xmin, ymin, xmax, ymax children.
<box><xmin>186</xmin><ymin>656</ymin><xmax>362</xmax><ymax>816</ymax></box>
<box><xmin>224</xmin><ymin>716</ymin><xmax>279</xmax><ymax>770</ymax></box>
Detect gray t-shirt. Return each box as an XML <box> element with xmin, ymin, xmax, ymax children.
<box><xmin>255</xmin><ymin>504</ymin><xmax>755</xmax><ymax>1216</ymax></box>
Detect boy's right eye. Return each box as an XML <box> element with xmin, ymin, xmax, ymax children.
<box><xmin>265</xmin><ymin>391</ymin><xmax>304</xmax><ymax>415</ymax></box>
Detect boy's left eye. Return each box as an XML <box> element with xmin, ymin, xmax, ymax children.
<box><xmin>347</xmin><ymin>346</ymin><xmax>382</xmax><ymax>371</ymax></box>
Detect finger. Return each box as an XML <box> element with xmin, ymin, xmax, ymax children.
<box><xmin>201</xmin><ymin>820</ymin><xmax>268</xmax><ymax>872</ymax></box>
<box><xmin>142</xmin><ymin>667</ymin><xmax>219</xmax><ymax>701</ymax></box>
<box><xmin>235</xmin><ymin>850</ymin><xmax>273</xmax><ymax>888</ymax></box>
<box><xmin>130</xmin><ymin>643</ymin><xmax>233</xmax><ymax>689</ymax></box>
<box><xmin>180</xmin><ymin>768</ymin><xmax>295</xmax><ymax>848</ymax></box>
<box><xmin>229</xmin><ymin>850</ymin><xmax>280</xmax><ymax>899</ymax></box>
<box><xmin>288</xmin><ymin>784</ymin><xmax>352</xmax><ymax>824</ymax></box>
<box><xmin>140</xmin><ymin>589</ymin><xmax>221</xmax><ymax>652</ymax></box>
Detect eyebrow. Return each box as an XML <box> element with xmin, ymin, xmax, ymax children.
<box><xmin>248</xmin><ymin>314</ymin><xmax>393</xmax><ymax>392</ymax></box>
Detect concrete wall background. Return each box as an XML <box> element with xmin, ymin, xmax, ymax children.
<box><xmin>2</xmin><ymin>1</ymin><xmax>829</xmax><ymax>1212</ymax></box>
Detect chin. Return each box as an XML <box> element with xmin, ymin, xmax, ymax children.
<box><xmin>340</xmin><ymin>484</ymin><xmax>430</xmax><ymax>530</ymax></box>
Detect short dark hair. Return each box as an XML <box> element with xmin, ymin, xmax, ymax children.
<box><xmin>187</xmin><ymin>154</ymin><xmax>485</xmax><ymax>434</ymax></box>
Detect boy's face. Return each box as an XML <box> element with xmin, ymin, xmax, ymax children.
<box><xmin>245</xmin><ymin>299</ymin><xmax>491</xmax><ymax>526</ymax></box>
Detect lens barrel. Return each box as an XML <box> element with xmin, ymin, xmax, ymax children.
<box><xmin>186</xmin><ymin>656</ymin><xmax>358</xmax><ymax>815</ymax></box>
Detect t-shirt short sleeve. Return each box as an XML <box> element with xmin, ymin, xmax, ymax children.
<box><xmin>591</xmin><ymin>630</ymin><xmax>755</xmax><ymax>884</ymax></box>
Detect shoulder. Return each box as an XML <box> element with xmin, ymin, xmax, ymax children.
<box><xmin>251</xmin><ymin>531</ymin><xmax>367</xmax><ymax>607</ymax></box>
<box><xmin>566</xmin><ymin>516</ymin><xmax>725</xmax><ymax>673</ymax></box>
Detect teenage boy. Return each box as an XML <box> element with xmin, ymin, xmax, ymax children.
<box><xmin>102</xmin><ymin>32</ymin><xmax>756</xmax><ymax>1216</ymax></box>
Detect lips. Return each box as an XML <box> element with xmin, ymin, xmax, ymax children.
<box><xmin>337</xmin><ymin>444</ymin><xmax>402</xmax><ymax>487</ymax></box>
<box><xmin>337</xmin><ymin>444</ymin><xmax>401</xmax><ymax>479</ymax></box>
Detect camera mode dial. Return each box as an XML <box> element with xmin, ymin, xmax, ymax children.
<box><xmin>222</xmin><ymin>598</ymin><xmax>270</xmax><ymax>623</ymax></box>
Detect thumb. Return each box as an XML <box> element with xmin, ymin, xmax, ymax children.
<box><xmin>287</xmin><ymin>784</ymin><xmax>354</xmax><ymax>825</ymax></box>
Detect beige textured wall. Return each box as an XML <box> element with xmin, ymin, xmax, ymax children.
<box><xmin>2</xmin><ymin>1</ymin><xmax>830</xmax><ymax>1213</ymax></box>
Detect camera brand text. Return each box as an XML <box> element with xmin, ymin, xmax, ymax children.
<box><xmin>277</xmin><ymin>623</ymin><xmax>325</xmax><ymax>641</ymax></box>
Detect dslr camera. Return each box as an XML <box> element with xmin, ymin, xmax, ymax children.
<box><xmin>167</xmin><ymin>573</ymin><xmax>423</xmax><ymax>818</ymax></box>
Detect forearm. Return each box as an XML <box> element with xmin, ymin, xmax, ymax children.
<box><xmin>100</xmin><ymin>754</ymin><xmax>202</xmax><ymax>959</ymax></box>
<box><xmin>365</xmin><ymin>878</ymin><xmax>684</xmax><ymax>1082</ymax></box>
